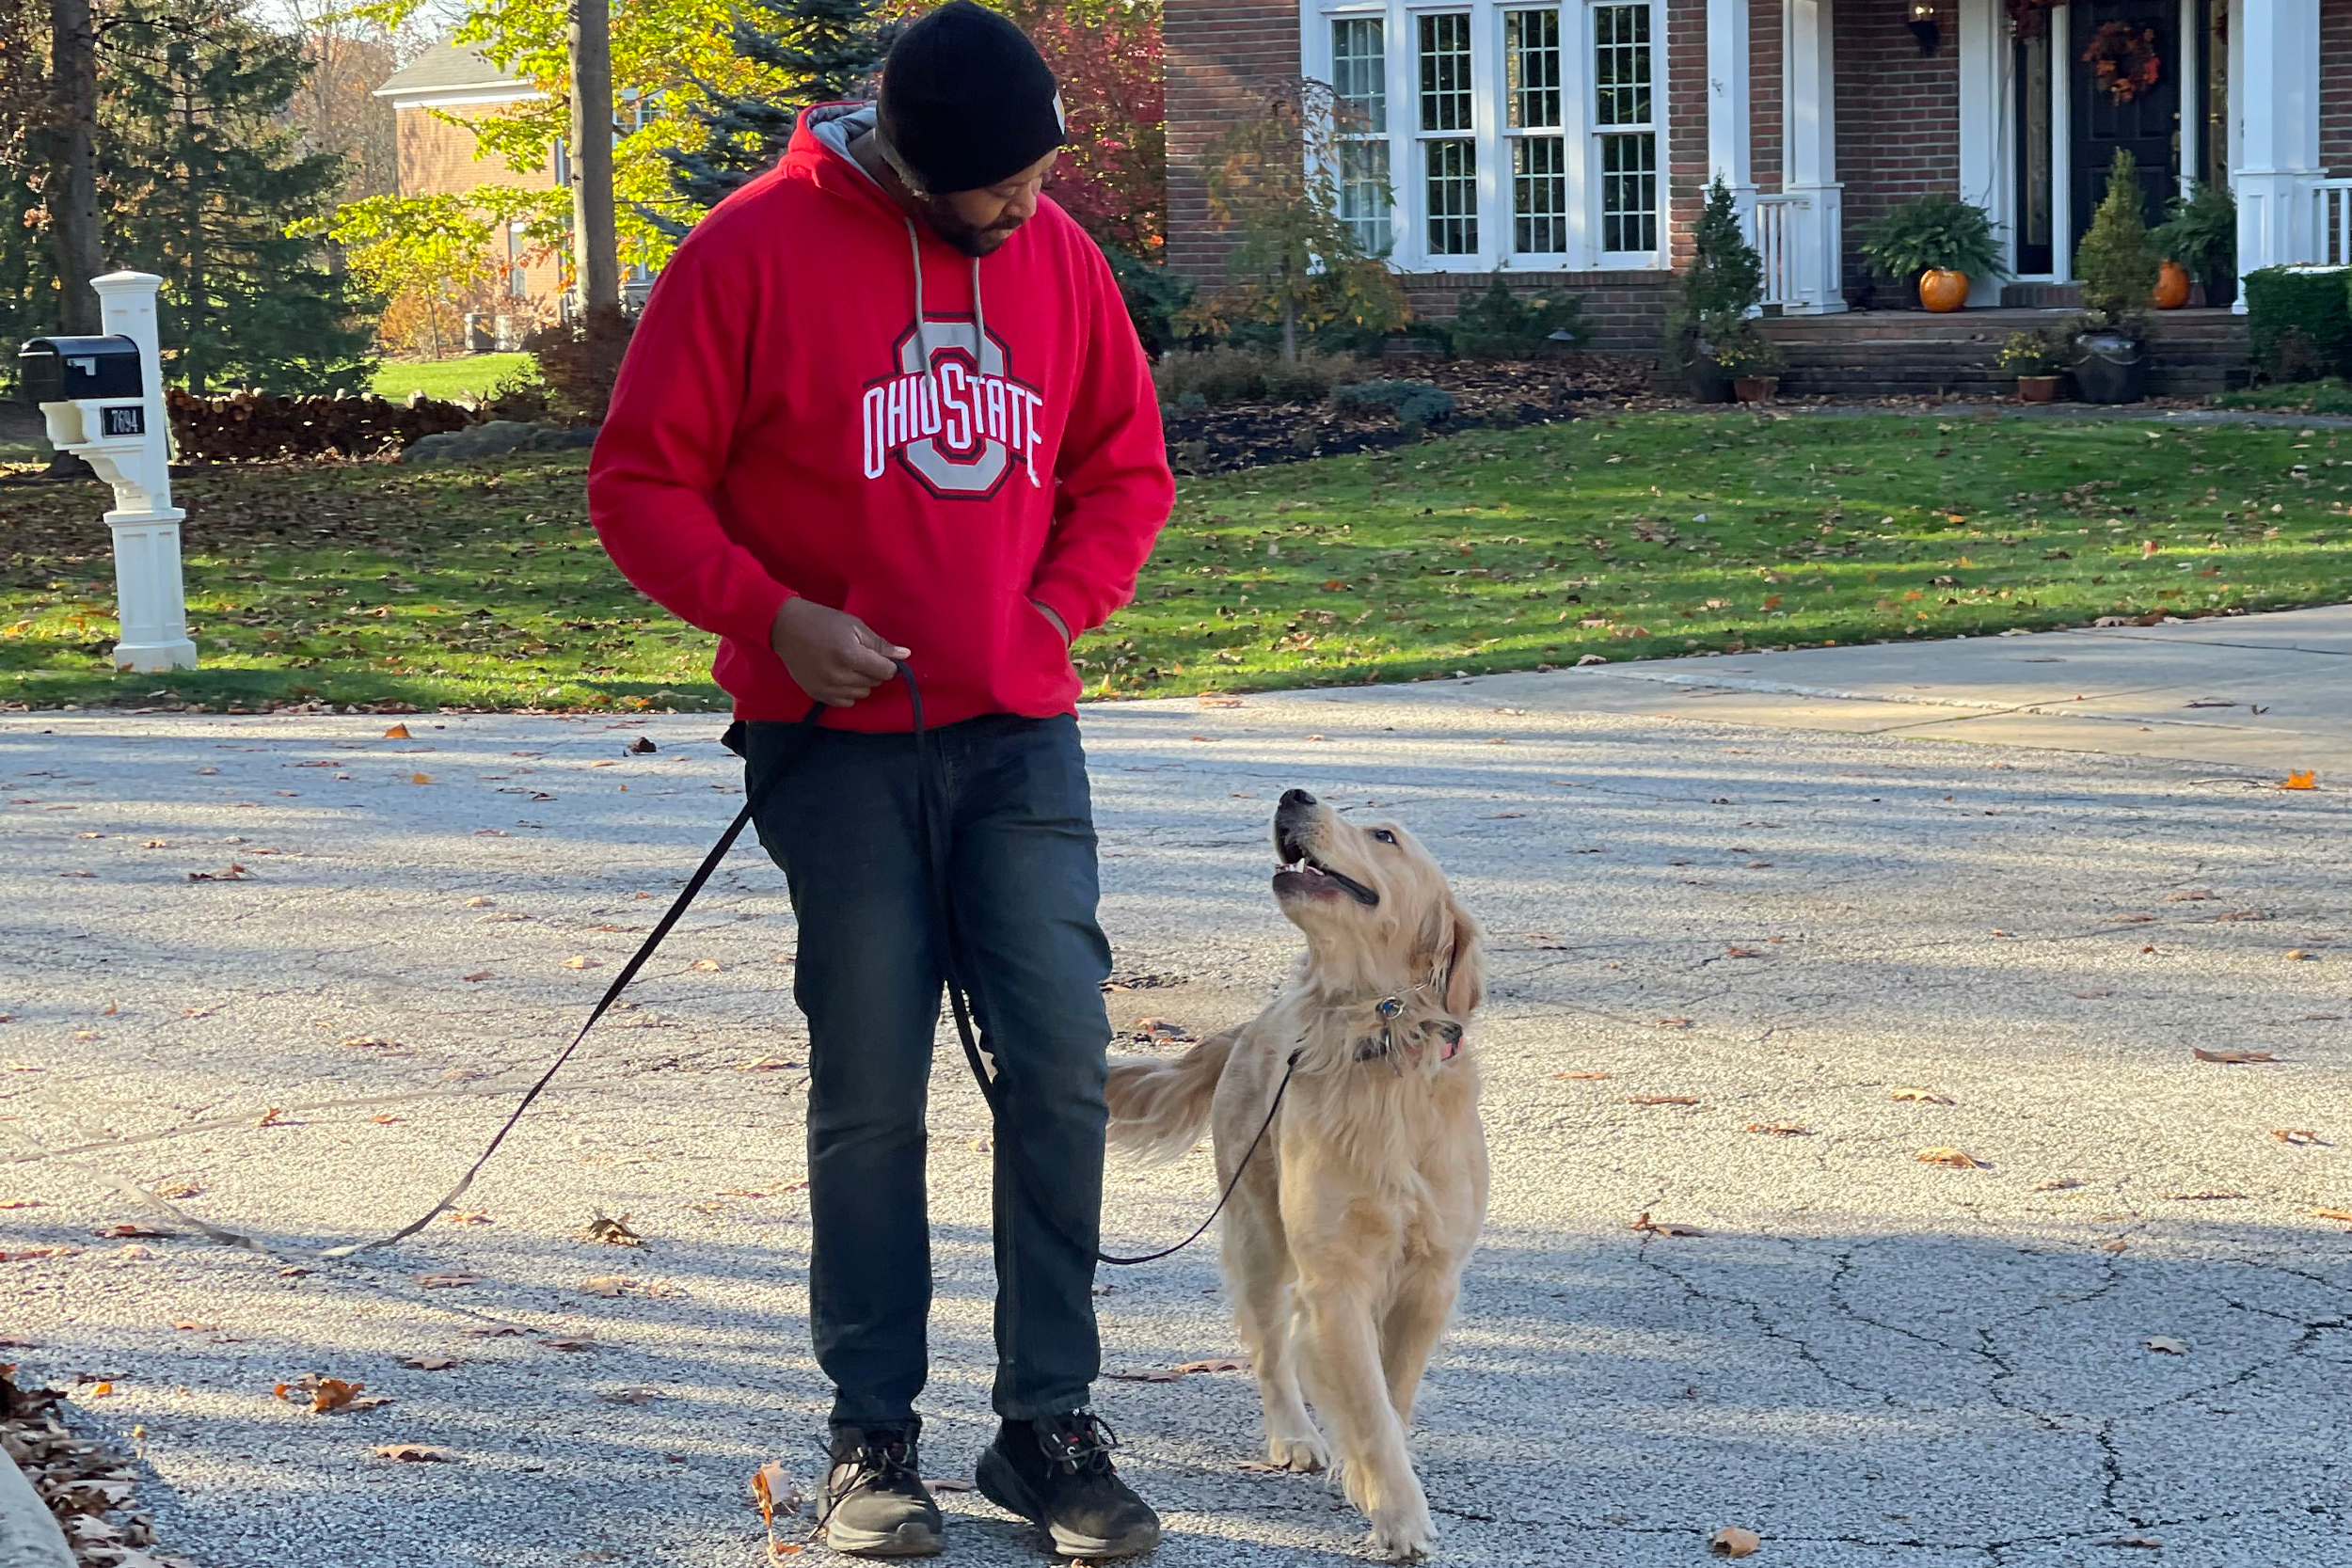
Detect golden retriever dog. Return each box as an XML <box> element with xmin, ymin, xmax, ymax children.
<box><xmin>1105</xmin><ymin>787</ymin><xmax>1486</xmax><ymax>1560</ymax></box>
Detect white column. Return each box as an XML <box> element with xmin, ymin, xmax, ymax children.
<box><xmin>1707</xmin><ymin>0</ymin><xmax>1755</xmax><ymax>208</ymax></box>
<box><xmin>2233</xmin><ymin>0</ymin><xmax>2323</xmax><ymax>308</ymax></box>
<box><xmin>1955</xmin><ymin>0</ymin><xmax>2004</xmax><ymax>304</ymax></box>
<box><xmin>90</xmin><ymin>271</ymin><xmax>196</xmax><ymax>673</ymax></box>
<box><xmin>1783</xmin><ymin>0</ymin><xmax>1845</xmax><ymax>312</ymax></box>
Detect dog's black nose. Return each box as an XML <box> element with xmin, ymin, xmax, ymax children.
<box><xmin>1280</xmin><ymin>788</ymin><xmax>1317</xmax><ymax>808</ymax></box>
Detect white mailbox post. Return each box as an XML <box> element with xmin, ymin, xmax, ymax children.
<box><xmin>17</xmin><ymin>271</ymin><xmax>197</xmax><ymax>673</ymax></box>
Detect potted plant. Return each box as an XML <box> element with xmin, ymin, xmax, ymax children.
<box><xmin>1662</xmin><ymin>176</ymin><xmax>1765</xmax><ymax>402</ymax></box>
<box><xmin>1716</xmin><ymin>325</ymin><xmax>1785</xmax><ymax>402</ymax></box>
<box><xmin>1860</xmin><ymin>194</ymin><xmax>2007</xmax><ymax>311</ymax></box>
<box><xmin>2073</xmin><ymin>149</ymin><xmax>2161</xmax><ymax>404</ymax></box>
<box><xmin>1997</xmin><ymin>328</ymin><xmax>2070</xmax><ymax>402</ymax></box>
<box><xmin>2153</xmin><ymin>180</ymin><xmax>2238</xmax><ymax>308</ymax></box>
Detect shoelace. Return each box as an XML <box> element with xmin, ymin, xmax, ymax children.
<box><xmin>812</xmin><ymin>1438</ymin><xmax>921</xmax><ymax>1536</ymax></box>
<box><xmin>1039</xmin><ymin>1412</ymin><xmax>1120</xmax><ymax>1476</ymax></box>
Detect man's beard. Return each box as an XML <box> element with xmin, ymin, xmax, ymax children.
<box><xmin>920</xmin><ymin>195</ymin><xmax>1024</xmax><ymax>259</ymax></box>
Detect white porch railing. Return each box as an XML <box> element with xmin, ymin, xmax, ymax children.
<box><xmin>1753</xmin><ymin>195</ymin><xmax>1804</xmax><ymax>309</ymax></box>
<box><xmin>2312</xmin><ymin>178</ymin><xmax>2352</xmax><ymax>267</ymax></box>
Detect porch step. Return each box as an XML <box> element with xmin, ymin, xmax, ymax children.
<box><xmin>1756</xmin><ymin>308</ymin><xmax>2249</xmax><ymax>398</ymax></box>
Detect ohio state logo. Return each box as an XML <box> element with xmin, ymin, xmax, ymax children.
<box><xmin>861</xmin><ymin>319</ymin><xmax>1046</xmax><ymax>498</ymax></box>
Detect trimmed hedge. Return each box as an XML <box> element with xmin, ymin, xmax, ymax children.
<box><xmin>2244</xmin><ymin>265</ymin><xmax>2352</xmax><ymax>381</ymax></box>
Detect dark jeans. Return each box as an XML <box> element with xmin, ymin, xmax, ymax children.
<box><xmin>739</xmin><ymin>712</ymin><xmax>1111</xmax><ymax>1433</ymax></box>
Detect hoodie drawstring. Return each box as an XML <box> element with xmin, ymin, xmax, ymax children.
<box><xmin>900</xmin><ymin>217</ymin><xmax>1040</xmax><ymax>489</ymax></box>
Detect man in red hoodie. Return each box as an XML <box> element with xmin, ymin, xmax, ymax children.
<box><xmin>587</xmin><ymin>4</ymin><xmax>1172</xmax><ymax>1558</ymax></box>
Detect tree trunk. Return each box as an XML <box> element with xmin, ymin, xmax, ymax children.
<box><xmin>45</xmin><ymin>0</ymin><xmax>103</xmax><ymax>333</ymax></box>
<box><xmin>181</xmin><ymin>70</ymin><xmax>208</xmax><ymax>395</ymax></box>
<box><xmin>567</xmin><ymin>0</ymin><xmax>621</xmax><ymax>341</ymax></box>
<box><xmin>1279</xmin><ymin>258</ymin><xmax>1297</xmax><ymax>365</ymax></box>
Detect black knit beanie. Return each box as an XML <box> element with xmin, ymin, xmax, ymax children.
<box><xmin>876</xmin><ymin>0</ymin><xmax>1063</xmax><ymax>194</ymax></box>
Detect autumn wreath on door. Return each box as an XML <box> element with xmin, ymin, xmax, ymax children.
<box><xmin>2082</xmin><ymin>21</ymin><xmax>2161</xmax><ymax>103</ymax></box>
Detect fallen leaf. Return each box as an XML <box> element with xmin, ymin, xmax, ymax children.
<box><xmin>563</xmin><ymin>955</ymin><xmax>600</xmax><ymax>970</ymax></box>
<box><xmin>1710</xmin><ymin>1527</ymin><xmax>1762</xmax><ymax>1559</ymax></box>
<box><xmin>1551</xmin><ymin>1070</ymin><xmax>1612</xmax><ymax>1081</ymax></box>
<box><xmin>2164</xmin><ymin>888</ymin><xmax>2216</xmax><ymax>902</ymax></box>
<box><xmin>2283</xmin><ymin>770</ymin><xmax>2317</xmax><ymax>790</ymax></box>
<box><xmin>414</xmin><ymin>1273</ymin><xmax>482</xmax><ymax>1289</ymax></box>
<box><xmin>1917</xmin><ymin>1148</ymin><xmax>1986</xmax><ymax>1168</ymax></box>
<box><xmin>1889</xmin><ymin>1088</ymin><xmax>1953</xmax><ymax>1104</ymax></box>
<box><xmin>598</xmin><ymin>1386</ymin><xmax>660</xmax><ymax>1404</ymax></box>
<box><xmin>2286</xmin><ymin>948</ymin><xmax>2317</xmax><ymax>961</ymax></box>
<box><xmin>1724</xmin><ymin>945</ymin><xmax>1764</xmax><ymax>958</ymax></box>
<box><xmin>539</xmin><ymin>1336</ymin><xmax>596</xmax><ymax>1352</ymax></box>
<box><xmin>93</xmin><ymin>1224</ymin><xmax>172</xmax><ymax>1239</ymax></box>
<box><xmin>399</xmin><ymin>1356</ymin><xmax>460</xmax><ymax>1370</ymax></box>
<box><xmin>186</xmin><ymin>864</ymin><xmax>253</xmax><ymax>881</ymax></box>
<box><xmin>689</xmin><ymin>958</ymin><xmax>723</xmax><ymax>973</ymax></box>
<box><xmin>1655</xmin><ymin>1016</ymin><xmax>1693</xmax><ymax>1028</ymax></box>
<box><xmin>628</xmin><ymin>736</ymin><xmax>658</xmax><ymax>753</ymax></box>
<box><xmin>581</xmin><ymin>1214</ymin><xmax>642</xmax><ymax>1247</ymax></box>
<box><xmin>410</xmin><ymin>772</ymin><xmax>433</xmax><ymax>785</ymax></box>
<box><xmin>926</xmin><ymin>1477</ymin><xmax>975</xmax><ymax>1493</ymax></box>
<box><xmin>369</xmin><ymin>1113</ymin><xmax>401</xmax><ymax>1125</ymax></box>
<box><xmin>1174</xmin><ymin>1357</ymin><xmax>1248</xmax><ymax>1375</ymax></box>
<box><xmin>2167</xmin><ymin>1190</ymin><xmax>2246</xmax><ymax>1201</ymax></box>
<box><xmin>373</xmin><ymin>1444</ymin><xmax>453</xmax><ymax>1463</ymax></box>
<box><xmin>2101</xmin><ymin>1535</ymin><xmax>2163</xmax><ymax>1550</ymax></box>
<box><xmin>2143</xmin><ymin>1336</ymin><xmax>2188</xmax><ymax>1355</ymax></box>
<box><xmin>464</xmin><ymin>895</ymin><xmax>494</xmax><ymax>908</ymax></box>
<box><xmin>256</xmin><ymin>1106</ymin><xmax>287</xmax><ymax>1127</ymax></box>
<box><xmin>90</xmin><ymin>1381</ymin><xmax>114</xmax><ymax>1397</ymax></box>
<box><xmin>1630</xmin><ymin>1212</ymin><xmax>1704</xmax><ymax>1238</ymax></box>
<box><xmin>445</xmin><ymin>1212</ymin><xmax>492</xmax><ymax>1226</ymax></box>
<box><xmin>969</xmin><ymin>1135</ymin><xmax>993</xmax><ymax>1152</ymax></box>
<box><xmin>2072</xmin><ymin>989</ymin><xmax>2111</xmax><ymax>999</ymax></box>
<box><xmin>2102</xmin><ymin>1239</ymin><xmax>2130</xmax><ymax>1254</ymax></box>
<box><xmin>737</xmin><ymin>1055</ymin><xmax>801</xmax><ymax>1071</ymax></box>
<box><xmin>2192</xmin><ymin>1048</ymin><xmax>2280</xmax><ymax>1064</ymax></box>
<box><xmin>170</xmin><ymin>1320</ymin><xmax>215</xmax><ymax>1332</ymax></box>
<box><xmin>1629</xmin><ymin>1095</ymin><xmax>1699</xmax><ymax>1106</ymax></box>
<box><xmin>1744</xmin><ymin>1123</ymin><xmax>1810</xmax><ymax>1136</ymax></box>
<box><xmin>1235</xmin><ymin>1460</ymin><xmax>1284</xmax><ymax>1473</ymax></box>
<box><xmin>461</xmin><ymin>971</ymin><xmax>493</xmax><ymax>983</ymax></box>
<box><xmin>457</xmin><ymin>1323</ymin><xmax>524</xmax><ymax>1338</ymax></box>
<box><xmin>1104</xmin><ymin>1367</ymin><xmax>1184</xmax><ymax>1383</ymax></box>
<box><xmin>2035</xmin><ymin>1179</ymin><xmax>2084</xmax><ymax>1192</ymax></box>
<box><xmin>275</xmin><ymin>1373</ymin><xmax>367</xmax><ymax>1413</ymax></box>
<box><xmin>383</xmin><ymin>723</ymin><xmax>411</xmax><ymax>738</ymax></box>
<box><xmin>580</xmin><ymin>1276</ymin><xmax>633</xmax><ymax>1298</ymax></box>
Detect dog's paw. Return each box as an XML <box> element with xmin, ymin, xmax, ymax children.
<box><xmin>1266</xmin><ymin>1429</ymin><xmax>1332</xmax><ymax>1472</ymax></box>
<box><xmin>1366</xmin><ymin>1508</ymin><xmax>1438</xmax><ymax>1562</ymax></box>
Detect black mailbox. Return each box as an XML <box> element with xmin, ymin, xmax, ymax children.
<box><xmin>17</xmin><ymin>335</ymin><xmax>142</xmax><ymax>406</ymax></box>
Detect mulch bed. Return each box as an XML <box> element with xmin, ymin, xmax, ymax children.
<box><xmin>2</xmin><ymin>1361</ymin><xmax>193</xmax><ymax>1568</ymax></box>
<box><xmin>1162</xmin><ymin>353</ymin><xmax>1665</xmax><ymax>474</ymax></box>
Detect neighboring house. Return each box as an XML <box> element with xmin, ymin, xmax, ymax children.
<box><xmin>373</xmin><ymin>39</ymin><xmax>566</xmax><ymax>324</ymax></box>
<box><xmin>1167</xmin><ymin>0</ymin><xmax>2352</xmax><ymax>348</ymax></box>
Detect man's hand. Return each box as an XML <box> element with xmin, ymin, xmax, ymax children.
<box><xmin>770</xmin><ymin>597</ymin><xmax>909</xmax><ymax>707</ymax></box>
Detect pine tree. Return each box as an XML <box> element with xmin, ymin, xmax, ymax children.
<box><xmin>660</xmin><ymin>0</ymin><xmax>888</xmax><ymax>230</ymax></box>
<box><xmin>103</xmin><ymin>0</ymin><xmax>375</xmax><ymax>394</ymax></box>
<box><xmin>2074</xmin><ymin>149</ymin><xmax>2160</xmax><ymax>320</ymax></box>
<box><xmin>1664</xmin><ymin>176</ymin><xmax>1763</xmax><ymax>356</ymax></box>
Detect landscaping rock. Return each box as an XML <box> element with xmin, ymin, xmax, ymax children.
<box><xmin>398</xmin><ymin>420</ymin><xmax>599</xmax><ymax>466</ymax></box>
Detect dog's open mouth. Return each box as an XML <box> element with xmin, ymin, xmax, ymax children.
<box><xmin>1273</xmin><ymin>825</ymin><xmax>1379</xmax><ymax>906</ymax></box>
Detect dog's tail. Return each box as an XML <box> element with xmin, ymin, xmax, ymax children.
<box><xmin>1105</xmin><ymin>1030</ymin><xmax>1236</xmax><ymax>1165</ymax></box>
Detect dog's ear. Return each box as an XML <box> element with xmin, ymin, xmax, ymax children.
<box><xmin>1426</xmin><ymin>898</ymin><xmax>1485</xmax><ymax>1019</ymax></box>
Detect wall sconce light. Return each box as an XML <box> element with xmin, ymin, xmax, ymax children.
<box><xmin>1908</xmin><ymin>1</ymin><xmax>1941</xmax><ymax>55</ymax></box>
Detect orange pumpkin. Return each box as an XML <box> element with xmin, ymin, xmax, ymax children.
<box><xmin>1918</xmin><ymin>268</ymin><xmax>1970</xmax><ymax>312</ymax></box>
<box><xmin>2152</xmin><ymin>260</ymin><xmax>2191</xmax><ymax>309</ymax></box>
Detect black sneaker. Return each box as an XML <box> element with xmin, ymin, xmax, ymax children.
<box><xmin>975</xmin><ymin>1411</ymin><xmax>1162</xmax><ymax>1559</ymax></box>
<box><xmin>818</xmin><ymin>1429</ymin><xmax>945</xmax><ymax>1558</ymax></box>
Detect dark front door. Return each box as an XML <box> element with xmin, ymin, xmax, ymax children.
<box><xmin>2070</xmin><ymin>0</ymin><xmax>2180</xmax><ymax>247</ymax></box>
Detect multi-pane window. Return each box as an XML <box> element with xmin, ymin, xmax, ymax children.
<box><xmin>1592</xmin><ymin>2</ymin><xmax>1658</xmax><ymax>255</ymax></box>
<box><xmin>1417</xmin><ymin>12</ymin><xmax>1477</xmax><ymax>255</ymax></box>
<box><xmin>1311</xmin><ymin>0</ymin><xmax>1664</xmax><ymax>267</ymax></box>
<box><xmin>1503</xmin><ymin>8</ymin><xmax>1566</xmax><ymax>253</ymax></box>
<box><xmin>1331</xmin><ymin>19</ymin><xmax>1392</xmax><ymax>255</ymax></box>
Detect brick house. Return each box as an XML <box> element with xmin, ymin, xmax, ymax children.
<box><xmin>373</xmin><ymin>40</ymin><xmax>567</xmax><ymax>327</ymax></box>
<box><xmin>1166</xmin><ymin>0</ymin><xmax>2352</xmax><ymax>350</ymax></box>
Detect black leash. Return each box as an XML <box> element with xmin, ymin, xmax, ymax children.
<box><xmin>339</xmin><ymin>663</ymin><xmax>1294</xmax><ymax>1266</ymax></box>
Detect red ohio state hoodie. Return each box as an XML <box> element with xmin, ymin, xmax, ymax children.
<box><xmin>586</xmin><ymin>103</ymin><xmax>1173</xmax><ymax>731</ymax></box>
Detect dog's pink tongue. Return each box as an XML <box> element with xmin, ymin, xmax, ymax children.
<box><xmin>1440</xmin><ymin>1036</ymin><xmax>1463</xmax><ymax>1062</ymax></box>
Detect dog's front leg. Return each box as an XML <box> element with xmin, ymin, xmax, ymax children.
<box><xmin>1296</xmin><ymin>1280</ymin><xmax>1437</xmax><ymax>1560</ymax></box>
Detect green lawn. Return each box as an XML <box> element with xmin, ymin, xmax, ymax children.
<box><xmin>369</xmin><ymin>353</ymin><xmax>539</xmax><ymax>405</ymax></box>
<box><xmin>4</xmin><ymin>412</ymin><xmax>2350</xmax><ymax>712</ymax></box>
<box><xmin>2217</xmin><ymin>378</ymin><xmax>2352</xmax><ymax>416</ymax></box>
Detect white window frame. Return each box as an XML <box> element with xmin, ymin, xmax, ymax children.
<box><xmin>1301</xmin><ymin>0</ymin><xmax>1667</xmax><ymax>274</ymax></box>
<box><xmin>1328</xmin><ymin>14</ymin><xmax>1398</xmax><ymax>257</ymax></box>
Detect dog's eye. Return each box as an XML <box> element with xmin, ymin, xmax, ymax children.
<box><xmin>1372</xmin><ymin>830</ymin><xmax>1397</xmax><ymax>845</ymax></box>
